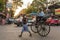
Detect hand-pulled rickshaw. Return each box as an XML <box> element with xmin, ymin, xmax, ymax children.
<box><xmin>31</xmin><ymin>15</ymin><xmax>50</xmax><ymax>37</ymax></box>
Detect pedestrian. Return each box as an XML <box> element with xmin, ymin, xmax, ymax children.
<box><xmin>2</xmin><ymin>18</ymin><xmax>6</xmax><ymax>25</ymax></box>
<box><xmin>18</xmin><ymin>14</ymin><xmax>23</xmax><ymax>26</ymax></box>
<box><xmin>20</xmin><ymin>14</ymin><xmax>23</xmax><ymax>23</ymax></box>
<box><xmin>19</xmin><ymin>15</ymin><xmax>32</xmax><ymax>37</ymax></box>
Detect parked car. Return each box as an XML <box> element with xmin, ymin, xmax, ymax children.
<box><xmin>14</xmin><ymin>18</ymin><xmax>22</xmax><ymax>26</ymax></box>
<box><xmin>27</xmin><ymin>16</ymin><xmax>36</xmax><ymax>26</ymax></box>
<box><xmin>46</xmin><ymin>16</ymin><xmax>60</xmax><ymax>26</ymax></box>
<box><xmin>6</xmin><ymin>18</ymin><xmax>14</xmax><ymax>24</ymax></box>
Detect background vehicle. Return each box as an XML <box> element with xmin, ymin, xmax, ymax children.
<box><xmin>6</xmin><ymin>18</ymin><xmax>14</xmax><ymax>24</ymax></box>
<box><xmin>46</xmin><ymin>15</ymin><xmax>60</xmax><ymax>26</ymax></box>
<box><xmin>14</xmin><ymin>18</ymin><xmax>22</xmax><ymax>26</ymax></box>
<box><xmin>14</xmin><ymin>16</ymin><xmax>36</xmax><ymax>26</ymax></box>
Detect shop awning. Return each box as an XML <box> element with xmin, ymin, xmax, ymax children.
<box><xmin>48</xmin><ymin>4</ymin><xmax>60</xmax><ymax>9</ymax></box>
<box><xmin>55</xmin><ymin>8</ymin><xmax>60</xmax><ymax>15</ymax></box>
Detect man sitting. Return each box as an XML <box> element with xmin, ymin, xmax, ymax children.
<box><xmin>36</xmin><ymin>9</ymin><xmax>45</xmax><ymax>23</ymax></box>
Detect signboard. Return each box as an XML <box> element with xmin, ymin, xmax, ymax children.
<box><xmin>6</xmin><ymin>2</ymin><xmax>12</xmax><ymax>8</ymax></box>
<box><xmin>55</xmin><ymin>8</ymin><xmax>60</xmax><ymax>15</ymax></box>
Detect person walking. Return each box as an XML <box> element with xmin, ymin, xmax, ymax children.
<box><xmin>19</xmin><ymin>15</ymin><xmax>32</xmax><ymax>37</ymax></box>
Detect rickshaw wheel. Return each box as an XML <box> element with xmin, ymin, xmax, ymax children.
<box><xmin>30</xmin><ymin>22</ymin><xmax>38</xmax><ymax>33</ymax></box>
<box><xmin>38</xmin><ymin>24</ymin><xmax>50</xmax><ymax>37</ymax></box>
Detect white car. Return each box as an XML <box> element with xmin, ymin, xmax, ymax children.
<box><xmin>27</xmin><ymin>17</ymin><xmax>36</xmax><ymax>26</ymax></box>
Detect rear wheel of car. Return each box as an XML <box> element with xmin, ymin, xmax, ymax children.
<box><xmin>17</xmin><ymin>25</ymin><xmax>19</xmax><ymax>26</ymax></box>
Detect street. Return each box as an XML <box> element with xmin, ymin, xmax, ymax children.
<box><xmin>0</xmin><ymin>24</ymin><xmax>60</xmax><ymax>40</ymax></box>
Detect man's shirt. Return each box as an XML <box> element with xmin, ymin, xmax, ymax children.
<box><xmin>38</xmin><ymin>11</ymin><xmax>45</xmax><ymax>16</ymax></box>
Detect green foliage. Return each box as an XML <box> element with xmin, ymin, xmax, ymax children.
<box><xmin>25</xmin><ymin>6</ymin><xmax>37</xmax><ymax>14</ymax></box>
<box><xmin>20</xmin><ymin>0</ymin><xmax>47</xmax><ymax>14</ymax></box>
<box><xmin>31</xmin><ymin>0</ymin><xmax>47</xmax><ymax>10</ymax></box>
<box><xmin>40</xmin><ymin>0</ymin><xmax>46</xmax><ymax>2</ymax></box>
<box><xmin>0</xmin><ymin>3</ymin><xmax>4</xmax><ymax>12</ymax></box>
<box><xmin>0</xmin><ymin>0</ymin><xmax>4</xmax><ymax>12</ymax></box>
<box><xmin>25</xmin><ymin>0</ymin><xmax>47</xmax><ymax>14</ymax></box>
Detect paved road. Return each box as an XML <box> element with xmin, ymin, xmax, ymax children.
<box><xmin>0</xmin><ymin>24</ymin><xmax>60</xmax><ymax>40</ymax></box>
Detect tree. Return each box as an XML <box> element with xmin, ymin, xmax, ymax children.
<box><xmin>25</xmin><ymin>0</ymin><xmax>47</xmax><ymax>14</ymax></box>
<box><xmin>31</xmin><ymin>0</ymin><xmax>47</xmax><ymax>11</ymax></box>
<box><xmin>0</xmin><ymin>0</ymin><xmax>5</xmax><ymax>12</ymax></box>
